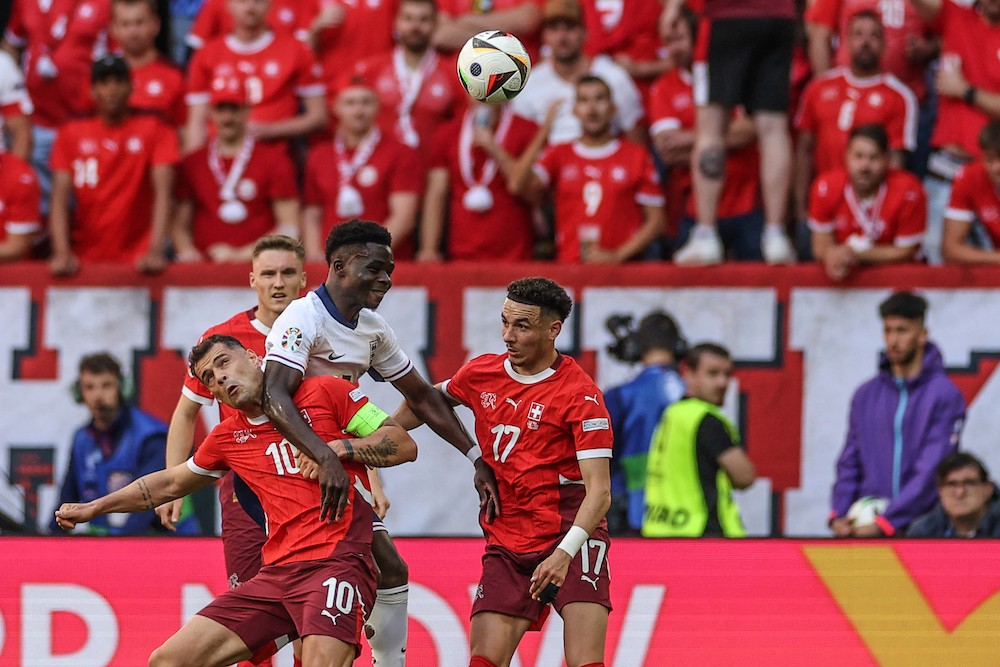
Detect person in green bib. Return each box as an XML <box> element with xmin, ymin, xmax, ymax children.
<box><xmin>642</xmin><ymin>343</ymin><xmax>756</xmax><ymax>537</ymax></box>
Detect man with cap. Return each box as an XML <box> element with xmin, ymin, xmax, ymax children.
<box><xmin>49</xmin><ymin>55</ymin><xmax>179</xmax><ymax>276</ymax></box>
<box><xmin>510</xmin><ymin>0</ymin><xmax>644</xmax><ymax>146</ymax></box>
<box><xmin>173</xmin><ymin>76</ymin><xmax>300</xmax><ymax>263</ymax></box>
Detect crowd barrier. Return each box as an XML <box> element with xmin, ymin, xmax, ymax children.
<box><xmin>2</xmin><ymin>537</ymin><xmax>999</xmax><ymax>666</ymax></box>
<box><xmin>3</xmin><ymin>263</ymin><xmax>1000</xmax><ymax>537</ymax></box>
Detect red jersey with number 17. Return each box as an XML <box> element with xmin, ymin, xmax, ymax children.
<box><xmin>190</xmin><ymin>376</ymin><xmax>374</xmax><ymax>566</ymax></box>
<box><xmin>442</xmin><ymin>354</ymin><xmax>613</xmax><ymax>553</ymax></box>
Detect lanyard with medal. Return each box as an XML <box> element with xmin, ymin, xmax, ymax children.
<box><xmin>393</xmin><ymin>46</ymin><xmax>438</xmax><ymax>149</ymax></box>
<box><xmin>844</xmin><ymin>181</ymin><xmax>887</xmax><ymax>241</ymax></box>
<box><xmin>459</xmin><ymin>106</ymin><xmax>513</xmax><ymax>212</ymax></box>
<box><xmin>208</xmin><ymin>137</ymin><xmax>255</xmax><ymax>224</ymax></box>
<box><xmin>334</xmin><ymin>127</ymin><xmax>381</xmax><ymax>218</ymax></box>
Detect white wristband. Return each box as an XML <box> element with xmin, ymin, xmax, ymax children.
<box><xmin>466</xmin><ymin>445</ymin><xmax>483</xmax><ymax>463</ymax></box>
<box><xmin>556</xmin><ymin>525</ymin><xmax>589</xmax><ymax>558</ymax></box>
<box><xmin>846</xmin><ymin>233</ymin><xmax>873</xmax><ymax>254</ymax></box>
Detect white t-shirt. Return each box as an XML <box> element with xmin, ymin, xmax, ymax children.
<box><xmin>510</xmin><ymin>54</ymin><xmax>643</xmax><ymax>145</ymax></box>
<box><xmin>264</xmin><ymin>286</ymin><xmax>413</xmax><ymax>384</ymax></box>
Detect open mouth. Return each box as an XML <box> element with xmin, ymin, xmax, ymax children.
<box><xmin>227</xmin><ymin>384</ymin><xmax>239</xmax><ymax>398</ymax></box>
<box><xmin>272</xmin><ymin>292</ymin><xmax>286</xmax><ymax>300</ymax></box>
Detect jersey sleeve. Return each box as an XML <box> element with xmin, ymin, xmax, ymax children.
<box><xmin>264</xmin><ymin>298</ymin><xmax>317</xmax><ymax>375</ymax></box>
<box><xmin>4</xmin><ymin>163</ymin><xmax>40</xmax><ymax>234</ymax></box>
<box><xmin>371</xmin><ymin>316</ymin><xmax>413</xmax><ymax>382</ymax></box>
<box><xmin>186</xmin><ymin>0</ymin><xmax>221</xmax><ymax>49</ymax></box>
<box><xmin>533</xmin><ymin>145</ymin><xmax>559</xmax><ymax>187</ymax></box>
<box><xmin>807</xmin><ymin>173</ymin><xmax>837</xmax><ymax>233</ymax></box>
<box><xmin>293</xmin><ymin>42</ymin><xmax>327</xmax><ymax>99</ymax></box>
<box><xmin>793</xmin><ymin>81</ymin><xmax>818</xmax><ymax>132</ymax></box>
<box><xmin>636</xmin><ymin>150</ymin><xmax>665</xmax><ymax>207</ymax></box>
<box><xmin>892</xmin><ymin>178</ymin><xmax>927</xmax><ymax>247</ymax></box>
<box><xmin>945</xmin><ymin>165</ymin><xmax>977</xmax><ymax>222</ymax></box>
<box><xmin>565</xmin><ymin>381</ymin><xmax>614</xmax><ymax>460</ymax></box>
<box><xmin>150</xmin><ymin>120</ymin><xmax>181</xmax><ymax>165</ymax></box>
<box><xmin>189</xmin><ymin>431</ymin><xmax>229</xmax><ymax>477</ymax></box>
<box><xmin>696</xmin><ymin>413</ymin><xmax>739</xmax><ymax>461</ymax></box>
<box><xmin>49</xmin><ymin>126</ymin><xmax>73</xmax><ymax>172</ymax></box>
<box><xmin>803</xmin><ymin>0</ymin><xmax>841</xmax><ymax>29</ymax></box>
<box><xmin>185</xmin><ymin>48</ymin><xmax>212</xmax><ymax>106</ymax></box>
<box><xmin>440</xmin><ymin>359</ymin><xmax>476</xmax><ymax>408</ymax></box>
<box><xmin>886</xmin><ymin>81</ymin><xmax>918</xmax><ymax>152</ymax></box>
<box><xmin>647</xmin><ymin>76</ymin><xmax>681</xmax><ymax>136</ymax></box>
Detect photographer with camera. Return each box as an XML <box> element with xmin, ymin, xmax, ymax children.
<box><xmin>604</xmin><ymin>311</ymin><xmax>688</xmax><ymax>535</ymax></box>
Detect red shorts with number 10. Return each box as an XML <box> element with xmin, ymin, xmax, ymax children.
<box><xmin>472</xmin><ymin>525</ymin><xmax>612</xmax><ymax>628</ymax></box>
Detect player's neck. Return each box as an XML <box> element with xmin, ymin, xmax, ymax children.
<box><xmin>579</xmin><ymin>131</ymin><xmax>613</xmax><ymax>147</ymax></box>
<box><xmin>216</xmin><ymin>132</ymin><xmax>248</xmax><ymax>155</ymax></box>
<box><xmin>553</xmin><ymin>54</ymin><xmax>589</xmax><ymax>82</ymax></box>
<box><xmin>513</xmin><ymin>349</ymin><xmax>559</xmax><ymax>376</ymax></box>
<box><xmin>891</xmin><ymin>351</ymin><xmax>924</xmax><ymax>380</ymax></box>
<box><xmin>324</xmin><ymin>280</ymin><xmax>364</xmax><ymax>323</ymax></box>
<box><xmin>99</xmin><ymin>109</ymin><xmax>129</xmax><ymax>126</ymax></box>
<box><xmin>123</xmin><ymin>49</ymin><xmax>157</xmax><ymax>70</ymax></box>
<box><xmin>255</xmin><ymin>304</ymin><xmax>280</xmax><ymax>328</ymax></box>
<box><xmin>849</xmin><ymin>64</ymin><xmax>879</xmax><ymax>80</ymax></box>
<box><xmin>232</xmin><ymin>24</ymin><xmax>267</xmax><ymax>43</ymax></box>
<box><xmin>951</xmin><ymin>509</ymin><xmax>986</xmax><ymax>535</ymax></box>
<box><xmin>337</xmin><ymin>126</ymin><xmax>373</xmax><ymax>149</ymax></box>
<box><xmin>242</xmin><ymin>402</ymin><xmax>265</xmax><ymax>420</ymax></box>
<box><xmin>851</xmin><ymin>179</ymin><xmax>881</xmax><ymax>200</ymax></box>
<box><xmin>402</xmin><ymin>45</ymin><xmax>430</xmax><ymax>68</ymax></box>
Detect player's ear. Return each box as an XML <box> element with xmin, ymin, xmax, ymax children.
<box><xmin>246</xmin><ymin>348</ymin><xmax>260</xmax><ymax>366</ymax></box>
<box><xmin>548</xmin><ymin>318</ymin><xmax>562</xmax><ymax>342</ymax></box>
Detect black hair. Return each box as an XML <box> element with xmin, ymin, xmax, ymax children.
<box><xmin>935</xmin><ymin>451</ymin><xmax>989</xmax><ymax>485</ymax></box>
<box><xmin>188</xmin><ymin>334</ymin><xmax>246</xmax><ymax>377</ymax></box>
<box><xmin>506</xmin><ymin>277</ymin><xmax>573</xmax><ymax>322</ymax></box>
<box><xmin>849</xmin><ymin>123</ymin><xmax>889</xmax><ymax>154</ymax></box>
<box><xmin>979</xmin><ymin>120</ymin><xmax>1000</xmax><ymax>154</ymax></box>
<box><xmin>684</xmin><ymin>342</ymin><xmax>731</xmax><ymax>371</ymax></box>
<box><xmin>879</xmin><ymin>291</ymin><xmax>928</xmax><ymax>322</ymax></box>
<box><xmin>637</xmin><ymin>311</ymin><xmax>688</xmax><ymax>359</ymax></box>
<box><xmin>576</xmin><ymin>74</ymin><xmax>612</xmax><ymax>97</ymax></box>
<box><xmin>79</xmin><ymin>352</ymin><xmax>124</xmax><ymax>380</ymax></box>
<box><xmin>324</xmin><ymin>219</ymin><xmax>393</xmax><ymax>265</ymax></box>
<box><xmin>848</xmin><ymin>8</ymin><xmax>883</xmax><ymax>31</ymax></box>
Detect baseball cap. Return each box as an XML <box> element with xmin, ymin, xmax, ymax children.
<box><xmin>210</xmin><ymin>76</ymin><xmax>248</xmax><ymax>107</ymax></box>
<box><xmin>542</xmin><ymin>0</ymin><xmax>583</xmax><ymax>25</ymax></box>
<box><xmin>91</xmin><ymin>55</ymin><xmax>130</xmax><ymax>84</ymax></box>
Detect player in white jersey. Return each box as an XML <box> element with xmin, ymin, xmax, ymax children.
<box><xmin>262</xmin><ymin>219</ymin><xmax>499</xmax><ymax>666</ymax></box>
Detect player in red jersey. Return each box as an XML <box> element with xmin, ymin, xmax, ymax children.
<box><xmin>303</xmin><ymin>78</ymin><xmax>422</xmax><ymax>261</ymax></box>
<box><xmin>184</xmin><ymin>0</ymin><xmax>327</xmax><ymax>152</ymax></box>
<box><xmin>310</xmin><ymin>0</ymin><xmax>398</xmax><ymax>91</ymax></box>
<box><xmin>352</xmin><ymin>0</ymin><xmax>465</xmax><ymax>149</ymax></box>
<box><xmin>395</xmin><ymin>277</ymin><xmax>613</xmax><ymax>667</ymax></box>
<box><xmin>174</xmin><ymin>79</ymin><xmax>300</xmax><ymax>263</ymax></box>
<box><xmin>0</xmin><ymin>150</ymin><xmax>41</xmax><ymax>262</ymax></box>
<box><xmin>49</xmin><ymin>56</ymin><xmax>179</xmax><ymax>276</ymax></box>
<box><xmin>943</xmin><ymin>121</ymin><xmax>1000</xmax><ymax>264</ymax></box>
<box><xmin>57</xmin><ymin>334</ymin><xmax>417</xmax><ymax>666</ymax></box>
<box><xmin>809</xmin><ymin>124</ymin><xmax>925</xmax><ymax>281</ymax></box>
<box><xmin>515</xmin><ymin>75</ymin><xmax>665</xmax><ymax>263</ymax></box>
<box><xmin>111</xmin><ymin>0</ymin><xmax>187</xmax><ymax>127</ymax></box>
<box><xmin>433</xmin><ymin>0</ymin><xmax>543</xmax><ymax>57</ymax></box>
<box><xmin>795</xmin><ymin>10</ymin><xmax>917</xmax><ymax>223</ymax></box>
<box><xmin>581</xmin><ymin>0</ymin><xmax>669</xmax><ymax>97</ymax></box>
<box><xmin>0</xmin><ymin>50</ymin><xmax>32</xmax><ymax>160</ymax></box>
<box><xmin>187</xmin><ymin>0</ymin><xmax>317</xmax><ymax>49</ymax></box>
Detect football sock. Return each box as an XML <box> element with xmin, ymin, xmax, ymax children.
<box><xmin>469</xmin><ymin>657</ymin><xmax>499</xmax><ymax>667</ymax></box>
<box><xmin>368</xmin><ymin>584</ymin><xmax>409</xmax><ymax>666</ymax></box>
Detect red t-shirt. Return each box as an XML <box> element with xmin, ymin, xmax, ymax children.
<box><xmin>186</xmin><ymin>32</ymin><xmax>326</xmax><ymax>125</ymax></box>
<box><xmin>535</xmin><ymin>139</ymin><xmax>664</xmax><ymax>263</ymax></box>
<box><xmin>428</xmin><ymin>110</ymin><xmax>539</xmax><ymax>261</ymax></box>
<box><xmin>0</xmin><ymin>152</ymin><xmax>41</xmax><ymax>245</ymax></box>
<box><xmin>304</xmin><ymin>132</ymin><xmax>423</xmax><ymax>260</ymax></box>
<box><xmin>178</xmin><ymin>141</ymin><xmax>299</xmax><ymax>252</ymax></box>
<box><xmin>314</xmin><ymin>0</ymin><xmax>398</xmax><ymax>88</ymax></box>
<box><xmin>932</xmin><ymin>1</ymin><xmax>1000</xmax><ymax>156</ymax></box>
<box><xmin>191</xmin><ymin>376</ymin><xmax>373</xmax><ymax>566</ymax></box>
<box><xmin>5</xmin><ymin>0</ymin><xmax>111</xmax><ymax>128</ymax></box>
<box><xmin>795</xmin><ymin>68</ymin><xmax>918</xmax><ymax>175</ymax></box>
<box><xmin>808</xmin><ymin>167</ymin><xmax>926</xmax><ymax>249</ymax></box>
<box><xmin>187</xmin><ymin>0</ymin><xmax>317</xmax><ymax>48</ymax></box>
<box><xmin>647</xmin><ymin>68</ymin><xmax>760</xmax><ymax>220</ymax></box>
<box><xmin>442</xmin><ymin>354</ymin><xmax>613</xmax><ymax>553</ymax></box>
<box><xmin>581</xmin><ymin>0</ymin><xmax>661</xmax><ymax>61</ymax></box>
<box><xmin>946</xmin><ymin>162</ymin><xmax>1000</xmax><ymax>246</ymax></box>
<box><xmin>353</xmin><ymin>48</ymin><xmax>466</xmax><ymax>149</ymax></box>
<box><xmin>804</xmin><ymin>0</ymin><xmax>931</xmax><ymax>100</ymax></box>
<box><xmin>131</xmin><ymin>57</ymin><xmax>187</xmax><ymax>127</ymax></box>
<box><xmin>436</xmin><ymin>0</ymin><xmax>545</xmax><ymax>57</ymax></box>
<box><xmin>701</xmin><ymin>0</ymin><xmax>795</xmax><ymax>20</ymax></box>
<box><xmin>50</xmin><ymin>113</ymin><xmax>180</xmax><ymax>261</ymax></box>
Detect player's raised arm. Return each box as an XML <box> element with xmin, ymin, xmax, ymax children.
<box><xmin>298</xmin><ymin>418</ymin><xmax>419</xmax><ymax>480</ymax></box>
<box><xmin>55</xmin><ymin>463</ymin><xmax>215</xmax><ymax>531</ymax></box>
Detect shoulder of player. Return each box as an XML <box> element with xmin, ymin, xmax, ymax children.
<box><xmin>886</xmin><ymin>168</ymin><xmax>924</xmax><ymax>192</ymax></box>
<box><xmin>815</xmin><ymin>168</ymin><xmax>848</xmax><ymax>191</ymax></box>
<box><xmin>298</xmin><ymin>374</ymin><xmax>355</xmax><ymax>396</ymax></box>
<box><xmin>201</xmin><ymin>308</ymin><xmax>259</xmax><ymax>340</ymax></box>
<box><xmin>0</xmin><ymin>152</ymin><xmax>35</xmax><ymax>181</ymax></box>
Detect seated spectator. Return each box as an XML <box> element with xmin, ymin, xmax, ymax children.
<box><xmin>830</xmin><ymin>292</ymin><xmax>965</xmax><ymax>538</ymax></box>
<box><xmin>809</xmin><ymin>124</ymin><xmax>925</xmax><ymax>281</ymax></box>
<box><xmin>907</xmin><ymin>452</ymin><xmax>1000</xmax><ymax>538</ymax></box>
<box><xmin>419</xmin><ymin>99</ymin><xmax>541</xmax><ymax>262</ymax></box>
<box><xmin>184</xmin><ymin>0</ymin><xmax>327</xmax><ymax>152</ymax></box>
<box><xmin>942</xmin><ymin>120</ymin><xmax>1000</xmax><ymax>264</ymax></box>
<box><xmin>0</xmin><ymin>150</ymin><xmax>41</xmax><ymax>261</ymax></box>
<box><xmin>310</xmin><ymin>0</ymin><xmax>396</xmax><ymax>93</ymax></box>
<box><xmin>795</xmin><ymin>10</ymin><xmax>917</xmax><ymax>230</ymax></box>
<box><xmin>49</xmin><ymin>352</ymin><xmax>199</xmax><ymax>536</ymax></box>
<box><xmin>173</xmin><ymin>77</ymin><xmax>300</xmax><ymax>263</ymax></box>
<box><xmin>303</xmin><ymin>77</ymin><xmax>422</xmax><ymax>261</ymax></box>
<box><xmin>49</xmin><ymin>56</ymin><xmax>179</xmax><ymax>276</ymax></box>
<box><xmin>580</xmin><ymin>0</ymin><xmax>670</xmax><ymax>96</ymax></box>
<box><xmin>186</xmin><ymin>0</ymin><xmax>316</xmax><ymax>50</ymax></box>
<box><xmin>515</xmin><ymin>75</ymin><xmax>664</xmax><ymax>263</ymax></box>
<box><xmin>112</xmin><ymin>0</ymin><xmax>186</xmax><ymax>128</ymax></box>
<box><xmin>649</xmin><ymin>8</ymin><xmax>763</xmax><ymax>261</ymax></box>
<box><xmin>0</xmin><ymin>49</ymin><xmax>33</xmax><ymax>160</ymax></box>
<box><xmin>510</xmin><ymin>0</ymin><xmax>644</xmax><ymax>145</ymax></box>
<box><xmin>352</xmin><ymin>0</ymin><xmax>465</xmax><ymax>149</ymax></box>
<box><xmin>433</xmin><ymin>0</ymin><xmax>542</xmax><ymax>55</ymax></box>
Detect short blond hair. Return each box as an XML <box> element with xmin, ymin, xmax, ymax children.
<box><xmin>251</xmin><ymin>235</ymin><xmax>305</xmax><ymax>262</ymax></box>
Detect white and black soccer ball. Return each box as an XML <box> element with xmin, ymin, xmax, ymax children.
<box><xmin>456</xmin><ymin>30</ymin><xmax>531</xmax><ymax>104</ymax></box>
<box><xmin>846</xmin><ymin>496</ymin><xmax>889</xmax><ymax>527</ymax></box>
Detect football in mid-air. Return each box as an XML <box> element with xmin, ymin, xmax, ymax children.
<box><xmin>456</xmin><ymin>30</ymin><xmax>531</xmax><ymax>104</ymax></box>
<box><xmin>846</xmin><ymin>496</ymin><xmax>889</xmax><ymax>527</ymax></box>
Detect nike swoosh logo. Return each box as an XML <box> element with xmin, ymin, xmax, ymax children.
<box><xmin>328</xmin><ymin>352</ymin><xmax>346</xmax><ymax>361</ymax></box>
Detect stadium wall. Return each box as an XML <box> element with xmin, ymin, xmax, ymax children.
<box><xmin>3</xmin><ymin>263</ymin><xmax>1000</xmax><ymax>536</ymax></box>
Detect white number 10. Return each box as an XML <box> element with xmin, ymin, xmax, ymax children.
<box><xmin>265</xmin><ymin>439</ymin><xmax>300</xmax><ymax>475</ymax></box>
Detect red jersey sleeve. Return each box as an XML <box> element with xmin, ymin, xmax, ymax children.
<box><xmin>390</xmin><ymin>145</ymin><xmax>424</xmax><ymax>195</ymax></box>
<box><xmin>808</xmin><ymin>173</ymin><xmax>838</xmax><ymax>232</ymax></box>
<box><xmin>534</xmin><ymin>145</ymin><xmax>561</xmax><ymax>187</ymax></box>
<box><xmin>185</xmin><ymin>48</ymin><xmax>212</xmax><ymax>105</ymax></box>
<box><xmin>803</xmin><ymin>0</ymin><xmax>841</xmax><ymax>28</ymax></box>
<box><xmin>187</xmin><ymin>0</ymin><xmax>224</xmax><ymax>49</ymax></box>
<box><xmin>190</xmin><ymin>430</ymin><xmax>229</xmax><ymax>475</ymax></box>
<box><xmin>49</xmin><ymin>125</ymin><xmax>73</xmax><ymax>173</ymax></box>
<box><xmin>892</xmin><ymin>175</ymin><xmax>927</xmax><ymax>247</ymax></box>
<box><xmin>636</xmin><ymin>150</ymin><xmax>665</xmax><ymax>207</ymax></box>
<box><xmin>264</xmin><ymin>144</ymin><xmax>300</xmax><ymax>201</ymax></box>
<box><xmin>150</xmin><ymin>120</ymin><xmax>180</xmax><ymax>166</ymax></box>
<box><xmin>945</xmin><ymin>165</ymin><xmax>977</xmax><ymax>222</ymax></box>
<box><xmin>5</xmin><ymin>2</ymin><xmax>26</xmax><ymax>46</ymax></box>
<box><xmin>794</xmin><ymin>81</ymin><xmax>818</xmax><ymax>132</ymax></box>
<box><xmin>441</xmin><ymin>360</ymin><xmax>475</xmax><ymax>408</ymax></box>
<box><xmin>563</xmin><ymin>382</ymin><xmax>614</xmax><ymax>461</ymax></box>
<box><xmin>5</xmin><ymin>161</ymin><xmax>40</xmax><ymax>229</ymax></box>
<box><xmin>292</xmin><ymin>43</ymin><xmax>326</xmax><ymax>99</ymax></box>
<box><xmin>647</xmin><ymin>75</ymin><xmax>680</xmax><ymax>135</ymax></box>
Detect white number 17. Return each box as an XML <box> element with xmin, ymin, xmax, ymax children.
<box><xmin>490</xmin><ymin>424</ymin><xmax>521</xmax><ymax>463</ymax></box>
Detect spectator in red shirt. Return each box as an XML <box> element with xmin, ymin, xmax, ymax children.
<box><xmin>0</xmin><ymin>150</ymin><xmax>41</xmax><ymax>261</ymax></box>
<box><xmin>186</xmin><ymin>0</ymin><xmax>317</xmax><ymax>50</ymax></box>
<box><xmin>49</xmin><ymin>56</ymin><xmax>179</xmax><ymax>275</ymax></box>
<box><xmin>310</xmin><ymin>0</ymin><xmax>398</xmax><ymax>92</ymax></box>
<box><xmin>809</xmin><ymin>123</ymin><xmax>925</xmax><ymax>281</ymax></box>
<box><xmin>303</xmin><ymin>77</ymin><xmax>423</xmax><ymax>261</ymax></box>
<box><xmin>942</xmin><ymin>120</ymin><xmax>1000</xmax><ymax>264</ymax></box>
<box><xmin>173</xmin><ymin>77</ymin><xmax>301</xmax><ymax>263</ymax></box>
<box><xmin>433</xmin><ymin>0</ymin><xmax>543</xmax><ymax>55</ymax></box>
<box><xmin>112</xmin><ymin>0</ymin><xmax>186</xmax><ymax>127</ymax></box>
<box><xmin>0</xmin><ymin>50</ymin><xmax>32</xmax><ymax>160</ymax></box>
<box><xmin>581</xmin><ymin>0</ymin><xmax>671</xmax><ymax>97</ymax></box>
<box><xmin>352</xmin><ymin>0</ymin><xmax>465</xmax><ymax>149</ymax></box>
<box><xmin>516</xmin><ymin>75</ymin><xmax>665</xmax><ymax>263</ymax></box>
<box><xmin>184</xmin><ymin>0</ymin><xmax>328</xmax><ymax>152</ymax></box>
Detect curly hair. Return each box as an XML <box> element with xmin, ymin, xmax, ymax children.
<box><xmin>324</xmin><ymin>220</ymin><xmax>392</xmax><ymax>265</ymax></box>
<box><xmin>506</xmin><ymin>277</ymin><xmax>573</xmax><ymax>322</ymax></box>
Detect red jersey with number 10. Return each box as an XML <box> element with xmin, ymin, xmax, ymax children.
<box><xmin>442</xmin><ymin>354</ymin><xmax>613</xmax><ymax>553</ymax></box>
<box><xmin>190</xmin><ymin>376</ymin><xmax>374</xmax><ymax>566</ymax></box>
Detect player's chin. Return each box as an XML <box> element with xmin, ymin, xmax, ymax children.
<box><xmin>367</xmin><ymin>290</ymin><xmax>387</xmax><ymax>308</ymax></box>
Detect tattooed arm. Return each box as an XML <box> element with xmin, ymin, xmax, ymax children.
<box><xmin>335</xmin><ymin>416</ymin><xmax>417</xmax><ymax>468</ymax></box>
<box><xmin>54</xmin><ymin>463</ymin><xmax>217</xmax><ymax>531</ymax></box>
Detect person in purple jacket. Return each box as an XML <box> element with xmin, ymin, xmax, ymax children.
<box><xmin>830</xmin><ymin>291</ymin><xmax>966</xmax><ymax>537</ymax></box>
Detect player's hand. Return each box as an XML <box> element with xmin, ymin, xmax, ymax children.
<box><xmin>935</xmin><ymin>60</ymin><xmax>969</xmax><ymax>100</ymax></box>
<box><xmin>830</xmin><ymin>517</ymin><xmax>853</xmax><ymax>538</ymax></box>
<box><xmin>54</xmin><ymin>502</ymin><xmax>95</xmax><ymax>531</ymax></box>
<box><xmin>473</xmin><ymin>457</ymin><xmax>501</xmax><ymax>524</ymax></box>
<box><xmin>297</xmin><ymin>449</ymin><xmax>321</xmax><ymax>480</ymax></box>
<box><xmin>49</xmin><ymin>251</ymin><xmax>79</xmax><ymax>277</ymax></box>
<box><xmin>137</xmin><ymin>249</ymin><xmax>168</xmax><ymax>274</ymax></box>
<box><xmin>174</xmin><ymin>247</ymin><xmax>204</xmax><ymax>263</ymax></box>
<box><xmin>315</xmin><ymin>448</ymin><xmax>351</xmax><ymax>522</ymax></box>
<box><xmin>583</xmin><ymin>247</ymin><xmax>620</xmax><ymax>264</ymax></box>
<box><xmin>529</xmin><ymin>550</ymin><xmax>571</xmax><ymax>601</ymax></box>
<box><xmin>370</xmin><ymin>482</ymin><xmax>391</xmax><ymax>520</ymax></box>
<box><xmin>851</xmin><ymin>523</ymin><xmax>884</xmax><ymax>538</ymax></box>
<box><xmin>312</xmin><ymin>2</ymin><xmax>346</xmax><ymax>31</ymax></box>
<box><xmin>415</xmin><ymin>248</ymin><xmax>443</xmax><ymax>263</ymax></box>
<box><xmin>155</xmin><ymin>498</ymin><xmax>184</xmax><ymax>531</ymax></box>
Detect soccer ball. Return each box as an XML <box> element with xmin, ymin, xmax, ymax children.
<box><xmin>456</xmin><ymin>30</ymin><xmax>531</xmax><ymax>104</ymax></box>
<box><xmin>846</xmin><ymin>496</ymin><xmax>889</xmax><ymax>527</ymax></box>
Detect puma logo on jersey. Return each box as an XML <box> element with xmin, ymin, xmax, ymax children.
<box><xmin>321</xmin><ymin>610</ymin><xmax>341</xmax><ymax>625</ymax></box>
<box><xmin>581</xmin><ymin>574</ymin><xmax>600</xmax><ymax>590</ymax></box>
<box><xmin>505</xmin><ymin>398</ymin><xmax>522</xmax><ymax>410</ymax></box>
<box><xmin>583</xmin><ymin>393</ymin><xmax>600</xmax><ymax>405</ymax></box>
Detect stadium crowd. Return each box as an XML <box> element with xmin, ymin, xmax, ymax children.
<box><xmin>2</xmin><ymin>0</ymin><xmax>1000</xmax><ymax>274</ymax></box>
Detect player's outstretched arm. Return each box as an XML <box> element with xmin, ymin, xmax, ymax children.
<box><xmin>156</xmin><ymin>394</ymin><xmax>204</xmax><ymax>530</ymax></box>
<box><xmin>54</xmin><ymin>463</ymin><xmax>215</xmax><ymax>531</ymax></box>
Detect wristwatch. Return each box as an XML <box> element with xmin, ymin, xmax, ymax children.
<box><xmin>964</xmin><ymin>86</ymin><xmax>978</xmax><ymax>106</ymax></box>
